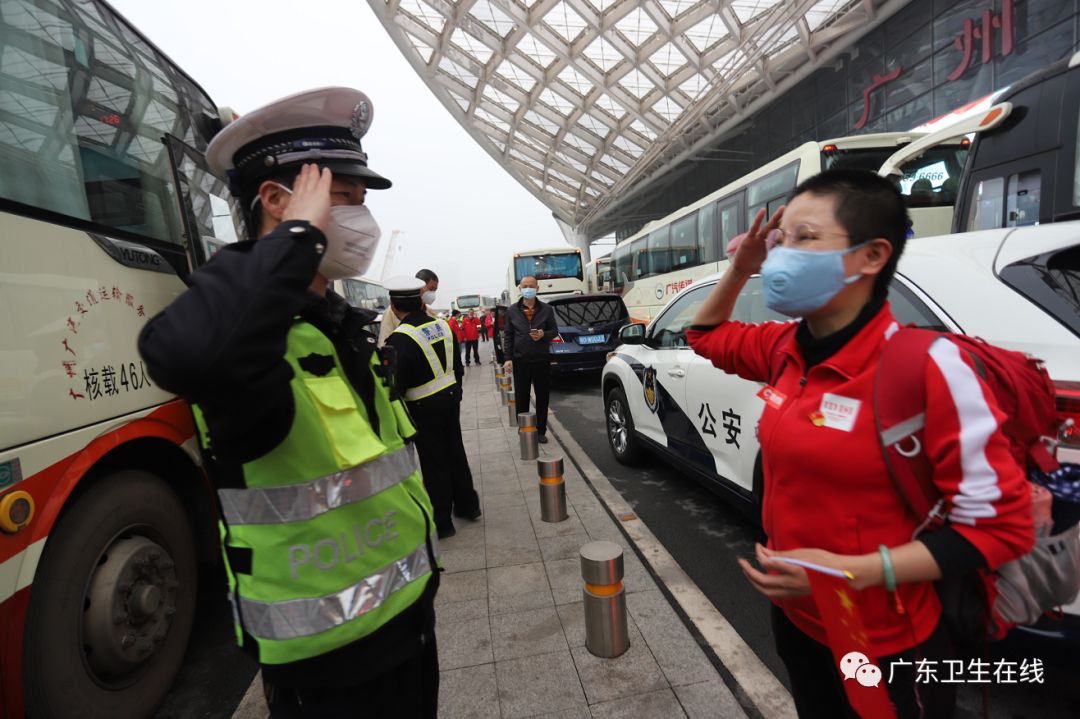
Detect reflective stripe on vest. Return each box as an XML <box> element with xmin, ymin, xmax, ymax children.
<box><xmin>239</xmin><ymin>539</ymin><xmax>432</xmax><ymax>641</ymax></box>
<box><xmin>217</xmin><ymin>445</ymin><xmax>419</xmax><ymax>526</ymax></box>
<box><xmin>392</xmin><ymin>319</ymin><xmax>456</xmax><ymax>401</ymax></box>
<box><xmin>193</xmin><ymin>318</ymin><xmax>436</xmax><ymax>666</ymax></box>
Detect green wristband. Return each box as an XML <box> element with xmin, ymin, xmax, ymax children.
<box><xmin>878</xmin><ymin>545</ymin><xmax>897</xmax><ymax>592</ymax></box>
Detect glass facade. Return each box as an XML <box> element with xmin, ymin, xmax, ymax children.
<box><xmin>609</xmin><ymin>0</ymin><xmax>1080</xmax><ymax>240</ymax></box>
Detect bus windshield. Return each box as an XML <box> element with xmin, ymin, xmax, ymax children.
<box><xmin>515</xmin><ymin>253</ymin><xmax>583</xmax><ymax>283</ymax></box>
<box><xmin>341</xmin><ymin>279</ymin><xmax>389</xmax><ymax>311</ymax></box>
<box><xmin>894</xmin><ymin>145</ymin><xmax>970</xmax><ymax>208</ymax></box>
<box><xmin>456</xmin><ymin>295</ymin><xmax>481</xmax><ymax>309</ymax></box>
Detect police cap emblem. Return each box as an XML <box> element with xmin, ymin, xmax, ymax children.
<box><xmin>351</xmin><ymin>100</ymin><xmax>372</xmax><ymax>140</ymax></box>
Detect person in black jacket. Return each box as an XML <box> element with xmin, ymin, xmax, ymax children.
<box><xmin>501</xmin><ymin>275</ymin><xmax>558</xmax><ymax>442</ymax></box>
<box><xmin>137</xmin><ymin>88</ymin><xmax>440</xmax><ymax>718</ymax></box>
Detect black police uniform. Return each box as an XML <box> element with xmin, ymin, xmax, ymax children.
<box><xmin>386</xmin><ymin>311</ymin><xmax>480</xmax><ymax>537</ymax></box>
<box><xmin>138</xmin><ymin>221</ymin><xmax>439</xmax><ymax>717</ymax></box>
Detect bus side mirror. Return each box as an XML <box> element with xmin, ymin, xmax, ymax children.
<box><xmin>618</xmin><ymin>322</ymin><xmax>645</xmax><ymax>345</ymax></box>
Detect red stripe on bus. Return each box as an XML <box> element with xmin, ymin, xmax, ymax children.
<box><xmin>0</xmin><ymin>401</ymin><xmax>196</xmax><ymax>566</ymax></box>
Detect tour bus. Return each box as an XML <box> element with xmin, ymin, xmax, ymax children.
<box><xmin>880</xmin><ymin>51</ymin><xmax>1080</xmax><ymax>238</ymax></box>
<box><xmin>0</xmin><ymin>2</ymin><xmax>242</xmax><ymax>715</ymax></box>
<box><xmin>610</xmin><ymin>132</ymin><xmax>970</xmax><ymax>322</ymax></box>
<box><xmin>586</xmin><ymin>256</ymin><xmax>613</xmax><ymax>293</ymax></box>
<box><xmin>951</xmin><ymin>51</ymin><xmax>1080</xmax><ymax>232</ymax></box>
<box><xmin>505</xmin><ymin>246</ymin><xmax>586</xmax><ymax>303</ymax></box>
<box><xmin>335</xmin><ymin>276</ymin><xmax>390</xmax><ymax>313</ymax></box>
<box><xmin>452</xmin><ymin>294</ymin><xmax>497</xmax><ymax>312</ymax></box>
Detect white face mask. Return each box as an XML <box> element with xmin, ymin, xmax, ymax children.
<box><xmin>320</xmin><ymin>204</ymin><xmax>381</xmax><ymax>280</ymax></box>
<box><xmin>266</xmin><ymin>183</ymin><xmax>381</xmax><ymax>280</ymax></box>
<box><xmin>422</xmin><ymin>290</ymin><xmax>437</xmax><ymax>306</ymax></box>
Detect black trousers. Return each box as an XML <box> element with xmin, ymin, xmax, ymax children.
<box><xmin>772</xmin><ymin>605</ymin><xmax>957</xmax><ymax>719</ymax></box>
<box><xmin>264</xmin><ymin>633</ymin><xmax>439</xmax><ymax>718</ymax></box>
<box><xmin>409</xmin><ymin>395</ymin><xmax>480</xmax><ymax>532</ymax></box>
<box><xmin>464</xmin><ymin>340</ymin><xmax>480</xmax><ymax>365</ymax></box>
<box><xmin>512</xmin><ymin>358</ymin><xmax>551</xmax><ymax>435</ymax></box>
<box><xmin>479</xmin><ymin>327</ymin><xmax>489</xmax><ymax>341</ymax></box>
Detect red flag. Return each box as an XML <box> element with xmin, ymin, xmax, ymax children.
<box><xmin>804</xmin><ymin>570</ymin><xmax>897</xmax><ymax>719</ymax></box>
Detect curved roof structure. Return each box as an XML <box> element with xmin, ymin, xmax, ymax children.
<box><xmin>369</xmin><ymin>0</ymin><xmax>905</xmax><ymax>236</ymax></box>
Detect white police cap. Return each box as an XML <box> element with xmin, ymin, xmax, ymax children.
<box><xmin>384</xmin><ymin>276</ymin><xmax>426</xmax><ymax>297</ymax></box>
<box><xmin>206</xmin><ymin>87</ymin><xmax>391</xmax><ymax>194</ymax></box>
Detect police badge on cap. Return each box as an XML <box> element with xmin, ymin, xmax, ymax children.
<box><xmin>206</xmin><ymin>87</ymin><xmax>391</xmax><ymax>195</ymax></box>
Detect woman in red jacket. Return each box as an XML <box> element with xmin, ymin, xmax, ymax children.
<box><xmin>688</xmin><ymin>170</ymin><xmax>1033</xmax><ymax>719</ymax></box>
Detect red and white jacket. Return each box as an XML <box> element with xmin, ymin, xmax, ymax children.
<box><xmin>687</xmin><ymin>303</ymin><xmax>1033</xmax><ymax>656</ymax></box>
<box><xmin>462</xmin><ymin>317</ymin><xmax>480</xmax><ymax>341</ymax></box>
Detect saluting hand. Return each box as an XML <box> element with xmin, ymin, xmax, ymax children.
<box><xmin>282</xmin><ymin>163</ymin><xmax>332</xmax><ymax>237</ymax></box>
<box><xmin>730</xmin><ymin>206</ymin><xmax>784</xmax><ymax>276</ymax></box>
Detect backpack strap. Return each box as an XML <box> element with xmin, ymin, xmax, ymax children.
<box><xmin>874</xmin><ymin>327</ymin><xmax>950</xmax><ymax>534</ymax></box>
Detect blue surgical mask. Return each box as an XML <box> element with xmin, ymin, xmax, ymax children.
<box><xmin>521</xmin><ymin>287</ymin><xmax>538</xmax><ymax>299</ymax></box>
<box><xmin>761</xmin><ymin>245</ymin><xmax>863</xmax><ymax>317</ymax></box>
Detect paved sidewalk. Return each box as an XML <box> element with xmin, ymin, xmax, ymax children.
<box><xmin>234</xmin><ymin>343</ymin><xmax>748</xmax><ymax>718</ymax></box>
<box><xmin>436</xmin><ymin>351</ymin><xmax>747</xmax><ymax>719</ymax></box>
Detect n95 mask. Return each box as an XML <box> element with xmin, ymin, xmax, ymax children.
<box><xmin>319</xmin><ymin>204</ymin><xmax>381</xmax><ymax>280</ymax></box>
<box><xmin>265</xmin><ymin>183</ymin><xmax>381</xmax><ymax>280</ymax></box>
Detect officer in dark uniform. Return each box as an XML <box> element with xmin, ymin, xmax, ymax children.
<box><xmin>138</xmin><ymin>88</ymin><xmax>440</xmax><ymax>718</ymax></box>
<box><xmin>385</xmin><ymin>277</ymin><xmax>481</xmax><ymax>539</ymax></box>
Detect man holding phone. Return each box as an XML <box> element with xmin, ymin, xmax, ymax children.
<box><xmin>502</xmin><ymin>276</ymin><xmax>558</xmax><ymax>443</ymax></box>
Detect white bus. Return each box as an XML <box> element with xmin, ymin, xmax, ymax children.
<box><xmin>336</xmin><ymin>276</ymin><xmax>390</xmax><ymax>313</ymax></box>
<box><xmin>505</xmin><ymin>247</ymin><xmax>586</xmax><ymax>303</ymax></box>
<box><xmin>611</xmin><ymin>132</ymin><xmax>970</xmax><ymax>322</ymax></box>
<box><xmin>0</xmin><ymin>2</ymin><xmax>243</xmax><ymax>715</ymax></box>
<box><xmin>586</xmin><ymin>256</ymin><xmax>613</xmax><ymax>293</ymax></box>
<box><xmin>452</xmin><ymin>294</ymin><xmax>498</xmax><ymax>312</ymax></box>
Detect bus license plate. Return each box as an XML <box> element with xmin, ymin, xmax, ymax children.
<box><xmin>578</xmin><ymin>334</ymin><xmax>605</xmax><ymax>345</ymax></box>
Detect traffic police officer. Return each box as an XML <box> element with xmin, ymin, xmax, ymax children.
<box><xmin>138</xmin><ymin>88</ymin><xmax>440</xmax><ymax>717</ymax></box>
<box><xmin>385</xmin><ymin>277</ymin><xmax>481</xmax><ymax>539</ymax></box>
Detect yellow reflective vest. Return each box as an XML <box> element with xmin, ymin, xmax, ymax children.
<box><xmin>193</xmin><ymin>318</ymin><xmax>436</xmax><ymax>666</ymax></box>
<box><xmin>391</xmin><ymin>317</ymin><xmax>457</xmax><ymax>401</ymax></box>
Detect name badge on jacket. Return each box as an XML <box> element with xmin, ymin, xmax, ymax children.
<box><xmin>817</xmin><ymin>393</ymin><xmax>861</xmax><ymax>432</ymax></box>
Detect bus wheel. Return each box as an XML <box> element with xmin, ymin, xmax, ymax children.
<box><xmin>605</xmin><ymin>386</ymin><xmax>647</xmax><ymax>466</ymax></box>
<box><xmin>23</xmin><ymin>470</ymin><xmax>197</xmax><ymax>719</ymax></box>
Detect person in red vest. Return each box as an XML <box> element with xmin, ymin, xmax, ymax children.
<box><xmin>462</xmin><ymin>311</ymin><xmax>481</xmax><ymax>366</ymax></box>
<box><xmin>483</xmin><ymin>311</ymin><xmax>495</xmax><ymax>344</ymax></box>
<box><xmin>478</xmin><ymin>310</ymin><xmax>490</xmax><ymax>342</ymax></box>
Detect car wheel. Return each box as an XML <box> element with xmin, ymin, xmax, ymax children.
<box><xmin>605</xmin><ymin>386</ymin><xmax>647</xmax><ymax>466</ymax></box>
<box><xmin>23</xmin><ymin>470</ymin><xmax>197</xmax><ymax>719</ymax></box>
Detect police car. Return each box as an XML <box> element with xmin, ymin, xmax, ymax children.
<box><xmin>602</xmin><ymin>225</ymin><xmax>1080</xmax><ymax>517</ymax></box>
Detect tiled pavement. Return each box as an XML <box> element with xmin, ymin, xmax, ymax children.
<box><xmin>437</xmin><ymin>348</ymin><xmax>746</xmax><ymax>719</ymax></box>
<box><xmin>233</xmin><ymin>342</ymin><xmax>747</xmax><ymax>718</ymax></box>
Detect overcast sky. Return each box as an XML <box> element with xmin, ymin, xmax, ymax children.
<box><xmin>109</xmin><ymin>0</ymin><xmax>573</xmax><ymax>303</ymax></box>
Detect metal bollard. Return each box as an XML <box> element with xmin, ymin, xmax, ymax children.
<box><xmin>494</xmin><ymin>370</ymin><xmax>504</xmax><ymax>390</ymax></box>
<box><xmin>499</xmin><ymin>387</ymin><xmax>509</xmax><ymax>407</ymax></box>
<box><xmin>537</xmin><ymin>458</ymin><xmax>567</xmax><ymax>523</ymax></box>
<box><xmin>518</xmin><ymin>412</ymin><xmax>539</xmax><ymax>460</ymax></box>
<box><xmin>506</xmin><ymin>395</ymin><xmax>517</xmax><ymax>425</ymax></box>
<box><xmin>580</xmin><ymin>541</ymin><xmax>629</xmax><ymax>658</ymax></box>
